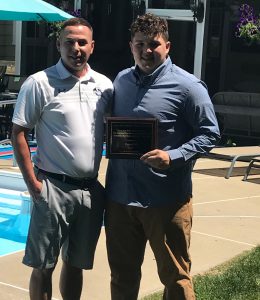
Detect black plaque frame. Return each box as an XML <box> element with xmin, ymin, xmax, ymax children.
<box><xmin>106</xmin><ymin>117</ymin><xmax>158</xmax><ymax>159</ymax></box>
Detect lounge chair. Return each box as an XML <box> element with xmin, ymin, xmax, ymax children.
<box><xmin>205</xmin><ymin>146</ymin><xmax>260</xmax><ymax>179</ymax></box>
<box><xmin>243</xmin><ymin>157</ymin><xmax>260</xmax><ymax>181</ymax></box>
<box><xmin>212</xmin><ymin>91</ymin><xmax>260</xmax><ymax>139</ymax></box>
<box><xmin>206</xmin><ymin>92</ymin><xmax>260</xmax><ymax>179</ymax></box>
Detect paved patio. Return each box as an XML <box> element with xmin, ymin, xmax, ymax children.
<box><xmin>0</xmin><ymin>148</ymin><xmax>259</xmax><ymax>299</ymax></box>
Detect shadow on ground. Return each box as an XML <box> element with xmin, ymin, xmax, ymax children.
<box><xmin>193</xmin><ymin>166</ymin><xmax>260</xmax><ymax>179</ymax></box>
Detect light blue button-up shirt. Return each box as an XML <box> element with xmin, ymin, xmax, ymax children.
<box><xmin>106</xmin><ymin>57</ymin><xmax>220</xmax><ymax>207</ymax></box>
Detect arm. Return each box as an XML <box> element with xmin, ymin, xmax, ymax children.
<box><xmin>168</xmin><ymin>82</ymin><xmax>220</xmax><ymax>164</ymax></box>
<box><xmin>141</xmin><ymin>81</ymin><xmax>220</xmax><ymax>170</ymax></box>
<box><xmin>11</xmin><ymin>124</ymin><xmax>42</xmax><ymax>199</ymax></box>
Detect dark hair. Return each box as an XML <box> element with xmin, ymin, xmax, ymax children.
<box><xmin>130</xmin><ymin>13</ymin><xmax>169</xmax><ymax>41</ymax></box>
<box><xmin>61</xmin><ymin>17</ymin><xmax>93</xmax><ymax>32</ymax></box>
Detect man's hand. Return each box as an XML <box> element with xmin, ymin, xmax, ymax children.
<box><xmin>140</xmin><ymin>149</ymin><xmax>170</xmax><ymax>170</ymax></box>
<box><xmin>27</xmin><ymin>180</ymin><xmax>43</xmax><ymax>202</ymax></box>
<box><xmin>12</xmin><ymin>124</ymin><xmax>43</xmax><ymax>201</ymax></box>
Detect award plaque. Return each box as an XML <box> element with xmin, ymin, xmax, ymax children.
<box><xmin>106</xmin><ymin>117</ymin><xmax>158</xmax><ymax>159</ymax></box>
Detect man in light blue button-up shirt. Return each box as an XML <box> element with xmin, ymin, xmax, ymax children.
<box><xmin>105</xmin><ymin>13</ymin><xmax>220</xmax><ymax>300</ymax></box>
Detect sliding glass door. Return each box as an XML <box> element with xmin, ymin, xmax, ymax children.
<box><xmin>145</xmin><ymin>0</ymin><xmax>208</xmax><ymax>79</ymax></box>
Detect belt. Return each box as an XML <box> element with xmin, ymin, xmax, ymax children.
<box><xmin>35</xmin><ymin>167</ymin><xmax>97</xmax><ymax>189</ymax></box>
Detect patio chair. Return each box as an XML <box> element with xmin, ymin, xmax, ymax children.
<box><xmin>204</xmin><ymin>146</ymin><xmax>260</xmax><ymax>179</ymax></box>
<box><xmin>205</xmin><ymin>92</ymin><xmax>260</xmax><ymax>179</ymax></box>
<box><xmin>243</xmin><ymin>158</ymin><xmax>260</xmax><ymax>181</ymax></box>
<box><xmin>4</xmin><ymin>75</ymin><xmax>27</xmax><ymax>93</ymax></box>
<box><xmin>212</xmin><ymin>91</ymin><xmax>260</xmax><ymax>139</ymax></box>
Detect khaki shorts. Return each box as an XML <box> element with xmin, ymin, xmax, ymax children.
<box><xmin>23</xmin><ymin>170</ymin><xmax>105</xmax><ymax>270</ymax></box>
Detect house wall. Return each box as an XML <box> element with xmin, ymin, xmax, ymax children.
<box><xmin>205</xmin><ymin>0</ymin><xmax>260</xmax><ymax>96</ymax></box>
<box><xmin>224</xmin><ymin>1</ymin><xmax>260</xmax><ymax>93</ymax></box>
<box><xmin>0</xmin><ymin>21</ymin><xmax>15</xmax><ymax>74</ymax></box>
<box><xmin>0</xmin><ymin>21</ymin><xmax>15</xmax><ymax>60</ymax></box>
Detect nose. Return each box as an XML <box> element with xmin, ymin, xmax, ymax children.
<box><xmin>73</xmin><ymin>42</ymin><xmax>80</xmax><ymax>51</ymax></box>
<box><xmin>144</xmin><ymin>46</ymin><xmax>153</xmax><ymax>53</ymax></box>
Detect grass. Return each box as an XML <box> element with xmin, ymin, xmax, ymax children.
<box><xmin>141</xmin><ymin>246</ymin><xmax>260</xmax><ymax>300</ymax></box>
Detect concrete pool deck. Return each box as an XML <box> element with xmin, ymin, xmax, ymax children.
<box><xmin>0</xmin><ymin>148</ymin><xmax>260</xmax><ymax>299</ymax></box>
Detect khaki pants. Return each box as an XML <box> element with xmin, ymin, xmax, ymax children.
<box><xmin>105</xmin><ymin>199</ymin><xmax>195</xmax><ymax>300</ymax></box>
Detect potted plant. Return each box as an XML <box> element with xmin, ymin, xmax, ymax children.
<box><xmin>235</xmin><ymin>4</ymin><xmax>260</xmax><ymax>46</ymax></box>
<box><xmin>47</xmin><ymin>9</ymin><xmax>81</xmax><ymax>38</ymax></box>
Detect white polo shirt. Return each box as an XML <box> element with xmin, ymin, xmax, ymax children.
<box><xmin>12</xmin><ymin>59</ymin><xmax>113</xmax><ymax>178</ymax></box>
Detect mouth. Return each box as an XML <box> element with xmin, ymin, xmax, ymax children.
<box><xmin>141</xmin><ymin>56</ymin><xmax>153</xmax><ymax>61</ymax></box>
<box><xmin>71</xmin><ymin>56</ymin><xmax>84</xmax><ymax>63</ymax></box>
<box><xmin>141</xmin><ymin>56</ymin><xmax>153</xmax><ymax>63</ymax></box>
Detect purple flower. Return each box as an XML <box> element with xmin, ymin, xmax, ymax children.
<box><xmin>69</xmin><ymin>9</ymin><xmax>81</xmax><ymax>18</ymax></box>
<box><xmin>235</xmin><ymin>3</ymin><xmax>260</xmax><ymax>43</ymax></box>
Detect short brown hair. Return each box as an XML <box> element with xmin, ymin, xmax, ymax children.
<box><xmin>130</xmin><ymin>13</ymin><xmax>169</xmax><ymax>41</ymax></box>
<box><xmin>61</xmin><ymin>17</ymin><xmax>93</xmax><ymax>33</ymax></box>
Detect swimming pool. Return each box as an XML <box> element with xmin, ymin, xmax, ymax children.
<box><xmin>0</xmin><ymin>172</ymin><xmax>30</xmax><ymax>256</ymax></box>
<box><xmin>0</xmin><ymin>143</ymin><xmax>106</xmax><ymax>256</ymax></box>
<box><xmin>0</xmin><ymin>170</ymin><xmax>27</xmax><ymax>191</ymax></box>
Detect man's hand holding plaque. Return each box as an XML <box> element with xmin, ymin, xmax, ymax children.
<box><xmin>105</xmin><ymin>117</ymin><xmax>158</xmax><ymax>159</ymax></box>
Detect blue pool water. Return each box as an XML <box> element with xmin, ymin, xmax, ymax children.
<box><xmin>0</xmin><ymin>172</ymin><xmax>31</xmax><ymax>256</ymax></box>
<box><xmin>0</xmin><ymin>171</ymin><xmax>27</xmax><ymax>191</ymax></box>
<box><xmin>0</xmin><ymin>142</ymin><xmax>106</xmax><ymax>256</ymax></box>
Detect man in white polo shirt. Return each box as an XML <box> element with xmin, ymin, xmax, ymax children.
<box><xmin>11</xmin><ymin>18</ymin><xmax>113</xmax><ymax>299</ymax></box>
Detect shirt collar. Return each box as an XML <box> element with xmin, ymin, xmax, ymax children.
<box><xmin>55</xmin><ymin>58</ymin><xmax>95</xmax><ymax>82</ymax></box>
<box><xmin>133</xmin><ymin>56</ymin><xmax>172</xmax><ymax>85</ymax></box>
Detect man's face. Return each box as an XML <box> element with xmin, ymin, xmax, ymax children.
<box><xmin>130</xmin><ymin>32</ymin><xmax>170</xmax><ymax>74</ymax></box>
<box><xmin>57</xmin><ymin>25</ymin><xmax>94</xmax><ymax>77</ymax></box>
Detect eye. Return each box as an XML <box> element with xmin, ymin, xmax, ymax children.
<box><xmin>149</xmin><ymin>41</ymin><xmax>160</xmax><ymax>49</ymax></box>
<box><xmin>134</xmin><ymin>42</ymin><xmax>144</xmax><ymax>48</ymax></box>
<box><xmin>65</xmin><ymin>40</ymin><xmax>74</xmax><ymax>45</ymax></box>
<box><xmin>78</xmin><ymin>40</ymin><xmax>87</xmax><ymax>46</ymax></box>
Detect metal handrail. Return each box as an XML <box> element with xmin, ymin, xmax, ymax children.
<box><xmin>0</xmin><ymin>138</ymin><xmax>11</xmax><ymax>145</ymax></box>
<box><xmin>0</xmin><ymin>99</ymin><xmax>17</xmax><ymax>105</ymax></box>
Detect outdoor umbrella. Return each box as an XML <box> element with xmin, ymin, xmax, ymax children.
<box><xmin>0</xmin><ymin>0</ymin><xmax>73</xmax><ymax>21</ymax></box>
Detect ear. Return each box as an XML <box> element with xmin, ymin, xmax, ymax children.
<box><xmin>129</xmin><ymin>41</ymin><xmax>133</xmax><ymax>53</ymax></box>
<box><xmin>56</xmin><ymin>39</ymin><xmax>61</xmax><ymax>52</ymax></box>
<box><xmin>90</xmin><ymin>40</ymin><xmax>95</xmax><ymax>54</ymax></box>
<box><xmin>166</xmin><ymin>41</ymin><xmax>171</xmax><ymax>54</ymax></box>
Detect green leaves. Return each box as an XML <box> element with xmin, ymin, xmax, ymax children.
<box><xmin>235</xmin><ymin>4</ymin><xmax>260</xmax><ymax>45</ymax></box>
